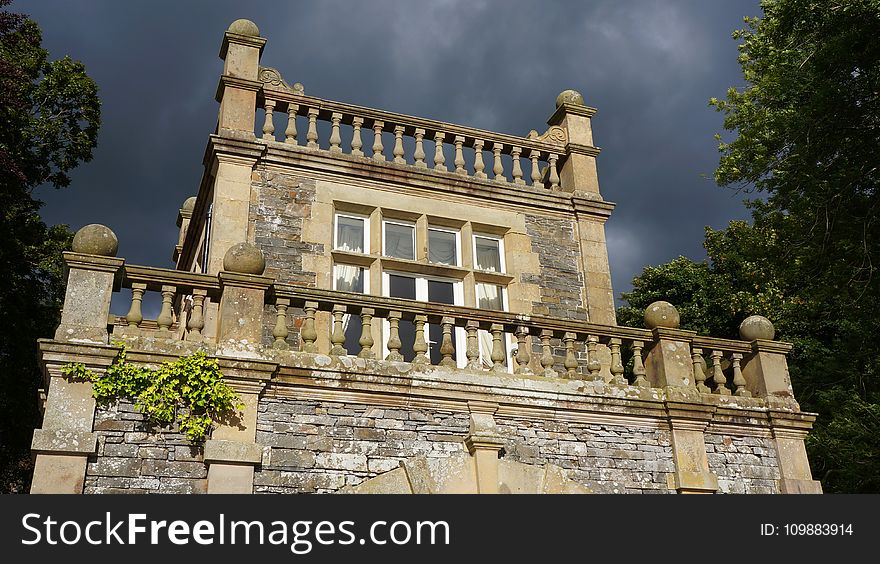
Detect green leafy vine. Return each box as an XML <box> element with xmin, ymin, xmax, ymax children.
<box><xmin>62</xmin><ymin>346</ymin><xmax>243</xmax><ymax>441</ymax></box>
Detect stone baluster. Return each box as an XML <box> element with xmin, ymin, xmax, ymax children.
<box><xmin>157</xmin><ymin>285</ymin><xmax>176</xmax><ymax>331</ymax></box>
<box><xmin>586</xmin><ymin>335</ymin><xmax>602</xmax><ymax>381</ymax></box>
<box><xmin>272</xmin><ymin>297</ymin><xmax>289</xmax><ymax>350</ymax></box>
<box><xmin>529</xmin><ymin>150</ymin><xmax>542</xmax><ymax>188</ymax></box>
<box><xmin>284</xmin><ymin>104</ymin><xmax>298</xmax><ymax>144</ymax></box>
<box><xmin>439</xmin><ymin>317</ymin><xmax>456</xmax><ymax>367</ymax></box>
<box><xmin>126</xmin><ymin>283</ymin><xmax>146</xmax><ymax>327</ymax></box>
<box><xmin>465</xmin><ymin>320</ymin><xmax>481</xmax><ymax>370</ymax></box>
<box><xmin>731</xmin><ymin>353</ymin><xmax>750</xmax><ymax>397</ymax></box>
<box><xmin>301</xmin><ymin>301</ymin><xmax>318</xmax><ymax>353</ymax></box>
<box><xmin>350</xmin><ymin>117</ymin><xmax>364</xmax><ymax>157</ymax></box>
<box><xmin>306</xmin><ymin>108</ymin><xmax>319</xmax><ymax>148</ymax></box>
<box><xmin>385</xmin><ymin>311</ymin><xmax>404</xmax><ymax>361</ymax></box>
<box><xmin>393</xmin><ymin>126</ymin><xmax>406</xmax><ymax>164</ymax></box>
<box><xmin>372</xmin><ymin>121</ymin><xmax>385</xmax><ymax>161</ymax></box>
<box><xmin>358</xmin><ymin>307</ymin><xmax>375</xmax><ymax>359</ymax></box>
<box><xmin>433</xmin><ymin>132</ymin><xmax>446</xmax><ymax>171</ymax></box>
<box><xmin>489</xmin><ymin>323</ymin><xmax>505</xmax><ymax>372</ymax></box>
<box><xmin>262</xmin><ymin>99</ymin><xmax>276</xmax><ymax>140</ymax></box>
<box><xmin>548</xmin><ymin>154</ymin><xmax>560</xmax><ymax>190</ymax></box>
<box><xmin>413</xmin><ymin>128</ymin><xmax>427</xmax><ymax>167</ymax></box>
<box><xmin>540</xmin><ymin>329</ymin><xmax>556</xmax><ymax>377</ymax></box>
<box><xmin>329</xmin><ymin>112</ymin><xmax>342</xmax><ymax>153</ymax></box>
<box><xmin>609</xmin><ymin>338</ymin><xmax>626</xmax><ymax>385</ymax></box>
<box><xmin>563</xmin><ymin>332</ymin><xmax>578</xmax><ymax>378</ymax></box>
<box><xmin>454</xmin><ymin>135</ymin><xmax>466</xmax><ymax>174</ymax></box>
<box><xmin>186</xmin><ymin>290</ymin><xmax>206</xmax><ymax>341</ymax></box>
<box><xmin>631</xmin><ymin>340</ymin><xmax>649</xmax><ymax>387</ymax></box>
<box><xmin>330</xmin><ymin>304</ymin><xmax>347</xmax><ymax>356</ymax></box>
<box><xmin>412</xmin><ymin>314</ymin><xmax>429</xmax><ymax>365</ymax></box>
<box><xmin>492</xmin><ymin>142</ymin><xmax>505</xmax><ymax>182</ymax></box>
<box><xmin>692</xmin><ymin>347</ymin><xmax>710</xmax><ymax>392</ymax></box>
<box><xmin>514</xmin><ymin>326</ymin><xmax>532</xmax><ymax>375</ymax></box>
<box><xmin>710</xmin><ymin>350</ymin><xmax>730</xmax><ymax>395</ymax></box>
<box><xmin>510</xmin><ymin>146</ymin><xmax>524</xmax><ymax>184</ymax></box>
<box><xmin>473</xmin><ymin>139</ymin><xmax>487</xmax><ymax>179</ymax></box>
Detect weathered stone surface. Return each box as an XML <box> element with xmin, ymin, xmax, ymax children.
<box><xmin>204</xmin><ymin>439</ymin><xmax>262</xmax><ymax>464</ymax></box>
<box><xmin>739</xmin><ymin>315</ymin><xmax>775</xmax><ymax>341</ymax></box>
<box><xmin>644</xmin><ymin>301</ymin><xmax>680</xmax><ymax>329</ymax></box>
<box><xmin>71</xmin><ymin>224</ymin><xmax>118</xmax><ymax>256</ymax></box>
<box><xmin>556</xmin><ymin>89</ymin><xmax>585</xmax><ymax>108</ymax></box>
<box><xmin>222</xmin><ymin>242</ymin><xmax>266</xmax><ymax>275</ymax></box>
<box><xmin>31</xmin><ymin>429</ymin><xmax>97</xmax><ymax>455</ymax></box>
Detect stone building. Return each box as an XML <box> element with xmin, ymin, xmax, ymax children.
<box><xmin>30</xmin><ymin>19</ymin><xmax>821</xmax><ymax>494</ymax></box>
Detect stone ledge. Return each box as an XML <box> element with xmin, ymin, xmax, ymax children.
<box><xmin>204</xmin><ymin>439</ymin><xmax>262</xmax><ymax>465</ymax></box>
<box><xmin>778</xmin><ymin>478</ymin><xmax>823</xmax><ymax>494</ymax></box>
<box><xmin>31</xmin><ymin>428</ymin><xmax>97</xmax><ymax>455</ymax></box>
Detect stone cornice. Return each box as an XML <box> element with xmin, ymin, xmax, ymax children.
<box><xmin>565</xmin><ymin>142</ymin><xmax>602</xmax><ymax>157</ymax></box>
<box><xmin>219</xmin><ymin>271</ymin><xmax>274</xmax><ymax>291</ymax></box>
<box><xmin>255</xmin><ymin>138</ymin><xmax>578</xmax><ymax>218</ymax></box>
<box><xmin>63</xmin><ymin>252</ymin><xmax>124</xmax><ymax>274</ymax></box>
<box><xmin>215</xmin><ymin>75</ymin><xmax>263</xmax><ymax>103</ymax></box>
<box><xmin>547</xmin><ymin>103</ymin><xmax>597</xmax><ymax>126</ymax></box>
<box><xmin>219</xmin><ymin>31</ymin><xmax>267</xmax><ymax>60</ymax></box>
<box><xmin>751</xmin><ymin>339</ymin><xmax>794</xmax><ymax>355</ymax></box>
<box><xmin>571</xmin><ymin>195</ymin><xmax>616</xmax><ymax>220</ymax></box>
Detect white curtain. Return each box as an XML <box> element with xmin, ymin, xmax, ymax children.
<box><xmin>429</xmin><ymin>230</ymin><xmax>456</xmax><ymax>265</ymax></box>
<box><xmin>475</xmin><ymin>238</ymin><xmax>500</xmax><ymax>271</ymax></box>
<box><xmin>477</xmin><ymin>284</ymin><xmax>504</xmax><ymax>368</ymax></box>
<box><xmin>337</xmin><ymin>217</ymin><xmax>364</xmax><ymax>253</ymax></box>
<box><xmin>385</xmin><ymin>223</ymin><xmax>414</xmax><ymax>259</ymax></box>
<box><xmin>335</xmin><ymin>265</ymin><xmax>363</xmax><ymax>333</ymax></box>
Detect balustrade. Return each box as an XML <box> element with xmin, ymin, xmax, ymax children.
<box><xmin>254</xmin><ymin>84</ymin><xmax>568</xmax><ymax>191</ymax></box>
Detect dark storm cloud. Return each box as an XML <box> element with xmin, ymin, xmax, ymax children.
<box><xmin>19</xmin><ymin>0</ymin><xmax>761</xmax><ymax>307</ymax></box>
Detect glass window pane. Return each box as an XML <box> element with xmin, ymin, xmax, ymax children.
<box><xmin>428</xmin><ymin>229</ymin><xmax>457</xmax><ymax>265</ymax></box>
<box><xmin>475</xmin><ymin>237</ymin><xmax>501</xmax><ymax>272</ymax></box>
<box><xmin>476</xmin><ymin>283</ymin><xmax>503</xmax><ymax>311</ymax></box>
<box><xmin>385</xmin><ymin>223</ymin><xmax>415</xmax><ymax>260</ymax></box>
<box><xmin>336</xmin><ymin>216</ymin><xmax>364</xmax><ymax>253</ymax></box>
<box><xmin>334</xmin><ymin>265</ymin><xmax>364</xmax><ymax>293</ymax></box>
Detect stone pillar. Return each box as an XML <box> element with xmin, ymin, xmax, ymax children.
<box><xmin>217</xmin><ymin>19</ymin><xmax>265</xmax><ymax>137</ymax></box>
<box><xmin>31</xmin><ymin>343</ymin><xmax>119</xmax><ymax>494</ymax></box>
<box><xmin>572</xmin><ymin>197</ymin><xmax>616</xmax><ymax>325</ymax></box>
<box><xmin>666</xmin><ymin>403</ymin><xmax>719</xmax><ymax>494</ymax></box>
<box><xmin>547</xmin><ymin>89</ymin><xmax>601</xmax><ymax>195</ymax></box>
<box><xmin>173</xmin><ymin>196</ymin><xmax>196</xmax><ymax>263</ymax></box>
<box><xmin>549</xmin><ymin>90</ymin><xmax>616</xmax><ymax>324</ymax></box>
<box><xmin>738</xmin><ymin>315</ymin><xmax>795</xmax><ymax>398</ymax></box>
<box><xmin>216</xmin><ymin>243</ymin><xmax>272</xmax><ymax>349</ymax></box>
<box><xmin>464</xmin><ymin>402</ymin><xmax>505</xmax><ymax>494</ymax></box>
<box><xmin>643</xmin><ymin>302</ymin><xmax>698</xmax><ymax>389</ymax></box>
<box><xmin>771</xmin><ymin>412</ymin><xmax>823</xmax><ymax>494</ymax></box>
<box><xmin>54</xmin><ymin>225</ymin><xmax>123</xmax><ymax>344</ymax></box>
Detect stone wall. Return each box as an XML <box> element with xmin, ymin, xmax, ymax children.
<box><xmin>254</xmin><ymin>398</ymin><xmax>470</xmax><ymax>493</ymax></box>
<box><xmin>250</xmin><ymin>169</ymin><xmax>322</xmax><ymax>347</ymax></box>
<box><xmin>84</xmin><ymin>400</ymin><xmax>207</xmax><ymax>494</ymax></box>
<box><xmin>705</xmin><ymin>433</ymin><xmax>780</xmax><ymax>494</ymax></box>
<box><xmin>522</xmin><ymin>214</ymin><xmax>587</xmax><ymax>321</ymax></box>
<box><xmin>496</xmin><ymin>416</ymin><xmax>674</xmax><ymax>493</ymax></box>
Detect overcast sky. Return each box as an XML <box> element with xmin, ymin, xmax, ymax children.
<box><xmin>19</xmin><ymin>0</ymin><xmax>761</xmax><ymax>306</ymax></box>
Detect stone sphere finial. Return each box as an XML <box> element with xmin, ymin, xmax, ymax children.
<box><xmin>555</xmin><ymin>89</ymin><xmax>585</xmax><ymax>108</ymax></box>
<box><xmin>644</xmin><ymin>301</ymin><xmax>680</xmax><ymax>329</ymax></box>
<box><xmin>223</xmin><ymin>242</ymin><xmax>265</xmax><ymax>275</ymax></box>
<box><xmin>71</xmin><ymin>224</ymin><xmax>119</xmax><ymax>257</ymax></box>
<box><xmin>227</xmin><ymin>19</ymin><xmax>260</xmax><ymax>36</ymax></box>
<box><xmin>182</xmin><ymin>196</ymin><xmax>197</xmax><ymax>212</ymax></box>
<box><xmin>739</xmin><ymin>315</ymin><xmax>775</xmax><ymax>341</ymax></box>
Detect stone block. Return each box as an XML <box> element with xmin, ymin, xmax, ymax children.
<box><xmin>32</xmin><ymin>429</ymin><xmax>97</xmax><ymax>455</ymax></box>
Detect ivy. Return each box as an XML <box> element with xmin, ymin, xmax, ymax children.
<box><xmin>62</xmin><ymin>346</ymin><xmax>243</xmax><ymax>441</ymax></box>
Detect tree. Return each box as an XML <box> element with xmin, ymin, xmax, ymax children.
<box><xmin>620</xmin><ymin>0</ymin><xmax>880</xmax><ymax>492</ymax></box>
<box><xmin>0</xmin><ymin>0</ymin><xmax>100</xmax><ymax>493</ymax></box>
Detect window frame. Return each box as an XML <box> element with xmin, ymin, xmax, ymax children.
<box><xmin>427</xmin><ymin>225</ymin><xmax>461</xmax><ymax>267</ymax></box>
<box><xmin>334</xmin><ymin>212</ymin><xmax>370</xmax><ymax>254</ymax></box>
<box><xmin>472</xmin><ymin>233</ymin><xmax>505</xmax><ymax>273</ymax></box>
<box><xmin>382</xmin><ymin>219</ymin><xmax>417</xmax><ymax>261</ymax></box>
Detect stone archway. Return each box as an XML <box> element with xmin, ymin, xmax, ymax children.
<box><xmin>343</xmin><ymin>452</ymin><xmax>592</xmax><ymax>494</ymax></box>
<box><xmin>342</xmin><ymin>409</ymin><xmax>591</xmax><ymax>494</ymax></box>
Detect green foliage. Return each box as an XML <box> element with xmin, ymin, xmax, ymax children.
<box><xmin>621</xmin><ymin>0</ymin><xmax>880</xmax><ymax>492</ymax></box>
<box><xmin>0</xmin><ymin>0</ymin><xmax>101</xmax><ymax>493</ymax></box>
<box><xmin>62</xmin><ymin>347</ymin><xmax>244</xmax><ymax>442</ymax></box>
